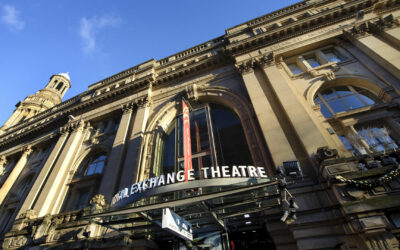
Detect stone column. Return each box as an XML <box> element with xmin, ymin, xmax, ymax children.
<box><xmin>0</xmin><ymin>145</ymin><xmax>32</xmax><ymax>205</ymax></box>
<box><xmin>260</xmin><ymin>61</ymin><xmax>332</xmax><ymax>177</ymax></box>
<box><xmin>16</xmin><ymin>131</ymin><xmax>69</xmax><ymax>218</ymax></box>
<box><xmin>261</xmin><ymin>65</ymin><xmax>330</xmax><ymax>151</ymax></box>
<box><xmin>33</xmin><ymin>120</ymin><xmax>88</xmax><ymax>217</ymax></box>
<box><xmin>98</xmin><ymin>103</ymin><xmax>135</xmax><ymax>201</ymax></box>
<box><xmin>235</xmin><ymin>59</ymin><xmax>296</xmax><ymax>168</ymax></box>
<box><xmin>119</xmin><ymin>102</ymin><xmax>150</xmax><ymax>189</ymax></box>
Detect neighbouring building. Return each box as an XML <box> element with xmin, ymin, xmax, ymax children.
<box><xmin>1</xmin><ymin>0</ymin><xmax>400</xmax><ymax>249</ymax></box>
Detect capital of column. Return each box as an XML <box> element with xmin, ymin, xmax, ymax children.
<box><xmin>343</xmin><ymin>22</ymin><xmax>371</xmax><ymax>41</ymax></box>
<box><xmin>60</xmin><ymin>119</ymin><xmax>89</xmax><ymax>134</ymax></box>
<box><xmin>235</xmin><ymin>59</ymin><xmax>256</xmax><ymax>75</ymax></box>
<box><xmin>70</xmin><ymin>119</ymin><xmax>88</xmax><ymax>133</ymax></box>
<box><xmin>122</xmin><ymin>102</ymin><xmax>136</xmax><ymax>114</ymax></box>
<box><xmin>22</xmin><ymin>145</ymin><xmax>33</xmax><ymax>155</ymax></box>
<box><xmin>256</xmin><ymin>52</ymin><xmax>275</xmax><ymax>68</ymax></box>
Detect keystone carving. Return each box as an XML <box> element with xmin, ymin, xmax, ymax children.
<box><xmin>185</xmin><ymin>84</ymin><xmax>198</xmax><ymax>101</ymax></box>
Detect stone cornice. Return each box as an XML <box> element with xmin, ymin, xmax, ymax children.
<box><xmin>224</xmin><ymin>0</ymin><xmax>379</xmax><ymax>56</ymax></box>
<box><xmin>154</xmin><ymin>52</ymin><xmax>232</xmax><ymax>86</ymax></box>
<box><xmin>343</xmin><ymin>14</ymin><xmax>398</xmax><ymax>41</ymax></box>
<box><xmin>226</xmin><ymin>0</ymin><xmax>313</xmax><ymax>36</ymax></box>
<box><xmin>0</xmin><ymin>80</ymin><xmax>151</xmax><ymax>150</ymax></box>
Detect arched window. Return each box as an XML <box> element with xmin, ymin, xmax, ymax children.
<box><xmin>55</xmin><ymin>82</ymin><xmax>63</xmax><ymax>91</ymax></box>
<box><xmin>158</xmin><ymin>104</ymin><xmax>253</xmax><ymax>176</ymax></box>
<box><xmin>62</xmin><ymin>152</ymin><xmax>107</xmax><ymax>212</ymax></box>
<box><xmin>51</xmin><ymin>80</ymin><xmax>58</xmax><ymax>88</ymax></box>
<box><xmin>314</xmin><ymin>86</ymin><xmax>379</xmax><ymax>118</ymax></box>
<box><xmin>84</xmin><ymin>154</ymin><xmax>106</xmax><ymax>176</ymax></box>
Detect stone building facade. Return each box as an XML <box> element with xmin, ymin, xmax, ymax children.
<box><xmin>1</xmin><ymin>0</ymin><xmax>400</xmax><ymax>249</ymax></box>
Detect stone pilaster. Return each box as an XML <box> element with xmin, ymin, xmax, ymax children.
<box><xmin>119</xmin><ymin>101</ymin><xmax>150</xmax><ymax>187</ymax></box>
<box><xmin>16</xmin><ymin>130</ymin><xmax>69</xmax><ymax>218</ymax></box>
<box><xmin>98</xmin><ymin>103</ymin><xmax>135</xmax><ymax>201</ymax></box>
<box><xmin>33</xmin><ymin>120</ymin><xmax>89</xmax><ymax>217</ymax></box>
<box><xmin>235</xmin><ymin>57</ymin><xmax>296</xmax><ymax>168</ymax></box>
<box><xmin>259</xmin><ymin>63</ymin><xmax>331</xmax><ymax>177</ymax></box>
<box><xmin>0</xmin><ymin>145</ymin><xmax>32</xmax><ymax>205</ymax></box>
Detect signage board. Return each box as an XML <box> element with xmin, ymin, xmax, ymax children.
<box><xmin>111</xmin><ymin>165</ymin><xmax>269</xmax><ymax>207</ymax></box>
<box><xmin>162</xmin><ymin>207</ymin><xmax>193</xmax><ymax>241</ymax></box>
<box><xmin>182</xmin><ymin>99</ymin><xmax>193</xmax><ymax>182</ymax></box>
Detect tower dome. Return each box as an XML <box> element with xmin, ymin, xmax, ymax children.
<box><xmin>0</xmin><ymin>73</ymin><xmax>71</xmax><ymax>134</ymax></box>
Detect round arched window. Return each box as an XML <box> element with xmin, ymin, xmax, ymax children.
<box><xmin>314</xmin><ymin>86</ymin><xmax>380</xmax><ymax>118</ymax></box>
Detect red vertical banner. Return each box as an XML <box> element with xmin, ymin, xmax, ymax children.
<box><xmin>182</xmin><ymin>99</ymin><xmax>192</xmax><ymax>182</ymax></box>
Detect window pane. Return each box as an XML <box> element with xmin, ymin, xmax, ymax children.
<box><xmin>191</xmin><ymin>109</ymin><xmax>210</xmax><ymax>154</ymax></box>
<box><xmin>305</xmin><ymin>57</ymin><xmax>321</xmax><ymax>68</ymax></box>
<box><xmin>342</xmin><ymin>95</ymin><xmax>365</xmax><ymax>109</ymax></box>
<box><xmin>211</xmin><ymin>106</ymin><xmax>253</xmax><ymax>166</ymax></box>
<box><xmin>322</xmin><ymin>49</ymin><xmax>343</xmax><ymax>63</ymax></box>
<box><xmin>320</xmin><ymin>88</ymin><xmax>337</xmax><ymax>100</ymax></box>
<box><xmin>163</xmin><ymin>129</ymin><xmax>176</xmax><ymax>174</ymax></box>
<box><xmin>334</xmin><ymin>86</ymin><xmax>352</xmax><ymax>97</ymax></box>
<box><xmin>177</xmin><ymin>108</ymin><xmax>210</xmax><ymax>158</ymax></box>
<box><xmin>357</xmin><ymin>126</ymin><xmax>398</xmax><ymax>152</ymax></box>
<box><xmin>75</xmin><ymin>191</ymin><xmax>90</xmax><ymax>210</ymax></box>
<box><xmin>319</xmin><ymin>103</ymin><xmax>332</xmax><ymax>118</ymax></box>
<box><xmin>287</xmin><ymin>63</ymin><xmax>302</xmax><ymax>75</ymax></box>
<box><xmin>326</xmin><ymin>99</ymin><xmax>348</xmax><ymax>114</ymax></box>
<box><xmin>338</xmin><ymin>135</ymin><xmax>358</xmax><ymax>155</ymax></box>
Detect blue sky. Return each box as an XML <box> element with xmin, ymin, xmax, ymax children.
<box><xmin>0</xmin><ymin>0</ymin><xmax>299</xmax><ymax>125</ymax></box>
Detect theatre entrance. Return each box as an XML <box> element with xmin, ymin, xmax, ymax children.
<box><xmin>86</xmin><ymin>178</ymin><xmax>281</xmax><ymax>250</ymax></box>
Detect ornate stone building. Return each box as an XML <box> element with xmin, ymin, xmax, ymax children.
<box><xmin>1</xmin><ymin>0</ymin><xmax>400</xmax><ymax>249</ymax></box>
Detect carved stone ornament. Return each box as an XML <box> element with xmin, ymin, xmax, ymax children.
<box><xmin>256</xmin><ymin>52</ymin><xmax>275</xmax><ymax>68</ymax></box>
<box><xmin>185</xmin><ymin>84</ymin><xmax>198</xmax><ymax>101</ymax></box>
<box><xmin>23</xmin><ymin>145</ymin><xmax>33</xmax><ymax>155</ymax></box>
<box><xmin>19</xmin><ymin>209</ymin><xmax>38</xmax><ymax>220</ymax></box>
<box><xmin>89</xmin><ymin>194</ymin><xmax>106</xmax><ymax>212</ymax></box>
<box><xmin>122</xmin><ymin>102</ymin><xmax>135</xmax><ymax>114</ymax></box>
<box><xmin>235</xmin><ymin>58</ymin><xmax>256</xmax><ymax>74</ymax></box>
<box><xmin>0</xmin><ymin>155</ymin><xmax>6</xmax><ymax>176</ymax></box>
<box><xmin>309</xmin><ymin>64</ymin><xmax>339</xmax><ymax>81</ymax></box>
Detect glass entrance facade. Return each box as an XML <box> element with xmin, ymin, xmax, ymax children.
<box><xmin>159</xmin><ymin>105</ymin><xmax>253</xmax><ymax>177</ymax></box>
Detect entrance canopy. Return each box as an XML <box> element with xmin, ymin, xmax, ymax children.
<box><xmin>85</xmin><ymin>177</ymin><xmax>281</xmax><ymax>242</ymax></box>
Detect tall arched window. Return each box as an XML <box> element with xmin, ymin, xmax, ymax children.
<box><xmin>314</xmin><ymin>86</ymin><xmax>379</xmax><ymax>118</ymax></box>
<box><xmin>158</xmin><ymin>104</ymin><xmax>253</xmax><ymax>176</ymax></box>
<box><xmin>62</xmin><ymin>152</ymin><xmax>107</xmax><ymax>211</ymax></box>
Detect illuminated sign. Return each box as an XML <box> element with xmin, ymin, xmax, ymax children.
<box><xmin>111</xmin><ymin>165</ymin><xmax>268</xmax><ymax>207</ymax></box>
<box><xmin>162</xmin><ymin>208</ymin><xmax>193</xmax><ymax>241</ymax></box>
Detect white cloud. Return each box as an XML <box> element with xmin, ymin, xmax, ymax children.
<box><xmin>79</xmin><ymin>15</ymin><xmax>122</xmax><ymax>54</ymax></box>
<box><xmin>1</xmin><ymin>5</ymin><xmax>24</xmax><ymax>31</ymax></box>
